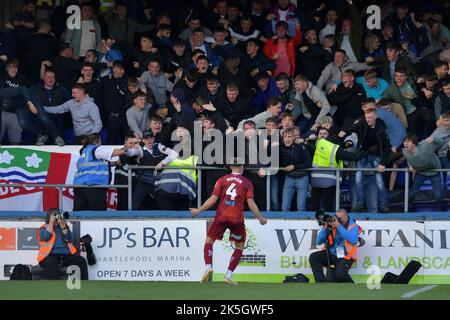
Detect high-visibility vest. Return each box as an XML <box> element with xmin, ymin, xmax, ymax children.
<box><xmin>36</xmin><ymin>225</ymin><xmax>77</xmax><ymax>263</ymax></box>
<box><xmin>154</xmin><ymin>155</ymin><xmax>198</xmax><ymax>200</ymax></box>
<box><xmin>311</xmin><ymin>139</ymin><xmax>344</xmax><ymax>187</ymax></box>
<box><xmin>73</xmin><ymin>144</ymin><xmax>110</xmax><ymax>186</ymax></box>
<box><xmin>327</xmin><ymin>223</ymin><xmax>363</xmax><ymax>261</ymax></box>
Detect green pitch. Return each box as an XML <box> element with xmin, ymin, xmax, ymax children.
<box><xmin>0</xmin><ymin>281</ymin><xmax>449</xmax><ymax>300</ymax></box>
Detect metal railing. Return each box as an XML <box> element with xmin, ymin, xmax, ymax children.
<box><xmin>1</xmin><ymin>166</ymin><xmax>449</xmax><ymax>213</ymax></box>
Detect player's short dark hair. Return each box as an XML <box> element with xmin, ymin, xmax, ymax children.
<box><xmin>228</xmin><ymin>157</ymin><xmax>245</xmax><ymax>167</ymax></box>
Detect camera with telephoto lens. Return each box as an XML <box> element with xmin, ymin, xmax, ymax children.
<box><xmin>55</xmin><ymin>211</ymin><xmax>70</xmax><ymax>220</ymax></box>
<box><xmin>49</xmin><ymin>208</ymin><xmax>69</xmax><ymax>221</ymax></box>
<box><xmin>315</xmin><ymin>210</ymin><xmax>336</xmax><ymax>227</ymax></box>
<box><xmin>79</xmin><ymin>234</ymin><xmax>96</xmax><ymax>266</ymax></box>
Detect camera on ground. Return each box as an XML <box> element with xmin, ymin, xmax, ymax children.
<box><xmin>80</xmin><ymin>234</ymin><xmax>96</xmax><ymax>266</ymax></box>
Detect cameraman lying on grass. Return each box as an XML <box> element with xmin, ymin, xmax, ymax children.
<box><xmin>309</xmin><ymin>209</ymin><xmax>362</xmax><ymax>283</ymax></box>
<box><xmin>37</xmin><ymin>208</ymin><xmax>89</xmax><ymax>280</ymax></box>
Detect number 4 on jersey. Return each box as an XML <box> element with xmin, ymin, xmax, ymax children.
<box><xmin>226</xmin><ymin>183</ymin><xmax>237</xmax><ymax>200</ymax></box>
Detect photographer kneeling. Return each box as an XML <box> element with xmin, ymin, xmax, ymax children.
<box><xmin>37</xmin><ymin>209</ymin><xmax>89</xmax><ymax>280</ymax></box>
<box><xmin>309</xmin><ymin>209</ymin><xmax>362</xmax><ymax>283</ymax></box>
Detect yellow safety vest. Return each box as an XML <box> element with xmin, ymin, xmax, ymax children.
<box><xmin>313</xmin><ymin>139</ymin><xmax>344</xmax><ymax>169</ymax></box>
<box><xmin>155</xmin><ymin>155</ymin><xmax>199</xmax><ymax>200</ymax></box>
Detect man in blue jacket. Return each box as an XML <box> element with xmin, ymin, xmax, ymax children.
<box><xmin>309</xmin><ymin>209</ymin><xmax>362</xmax><ymax>282</ymax></box>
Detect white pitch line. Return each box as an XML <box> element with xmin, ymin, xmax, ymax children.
<box><xmin>401</xmin><ymin>285</ymin><xmax>439</xmax><ymax>298</ymax></box>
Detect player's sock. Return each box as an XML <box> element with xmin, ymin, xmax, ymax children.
<box><xmin>226</xmin><ymin>270</ymin><xmax>233</xmax><ymax>279</ymax></box>
<box><xmin>227</xmin><ymin>248</ymin><xmax>243</xmax><ymax>273</ymax></box>
<box><xmin>204</xmin><ymin>243</ymin><xmax>213</xmax><ymax>266</ymax></box>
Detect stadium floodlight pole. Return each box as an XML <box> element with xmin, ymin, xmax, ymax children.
<box><xmin>404</xmin><ymin>168</ymin><xmax>409</xmax><ymax>213</ymax></box>
<box><xmin>335</xmin><ymin>169</ymin><xmax>340</xmax><ymax>212</ymax></box>
<box><xmin>128</xmin><ymin>167</ymin><xmax>133</xmax><ymax>211</ymax></box>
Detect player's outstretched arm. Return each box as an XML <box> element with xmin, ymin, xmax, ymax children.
<box><xmin>190</xmin><ymin>195</ymin><xmax>219</xmax><ymax>216</ymax></box>
<box><xmin>247</xmin><ymin>198</ymin><xmax>268</xmax><ymax>225</ymax></box>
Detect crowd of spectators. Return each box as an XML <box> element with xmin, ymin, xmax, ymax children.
<box><xmin>1</xmin><ymin>0</ymin><xmax>450</xmax><ymax>213</ymax></box>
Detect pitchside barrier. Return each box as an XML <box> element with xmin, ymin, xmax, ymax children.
<box><xmin>1</xmin><ymin>146</ymin><xmax>450</xmax><ymax>213</ymax></box>
<box><xmin>0</xmin><ymin>212</ymin><xmax>450</xmax><ymax>284</ymax></box>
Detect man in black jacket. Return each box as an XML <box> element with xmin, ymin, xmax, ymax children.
<box><xmin>50</xmin><ymin>44</ymin><xmax>83</xmax><ymax>90</ymax></box>
<box><xmin>26</xmin><ymin>19</ymin><xmax>59</xmax><ymax>82</ymax></box>
<box><xmin>339</xmin><ymin>107</ymin><xmax>394</xmax><ymax>212</ymax></box>
<box><xmin>215</xmin><ymin>82</ymin><xmax>252</xmax><ymax>130</ymax></box>
<box><xmin>280</xmin><ymin>127</ymin><xmax>312</xmax><ymax>212</ymax></box>
<box><xmin>32</xmin><ymin>68</ymin><xmax>71</xmax><ymax>138</ymax></box>
<box><xmin>296</xmin><ymin>28</ymin><xmax>332</xmax><ymax>84</ymax></box>
<box><xmin>242</xmin><ymin>38</ymin><xmax>275</xmax><ymax>81</ymax></box>
<box><xmin>327</xmin><ymin>69</ymin><xmax>366</xmax><ymax>131</ymax></box>
<box><xmin>100</xmin><ymin>61</ymin><xmax>129</xmax><ymax>144</ymax></box>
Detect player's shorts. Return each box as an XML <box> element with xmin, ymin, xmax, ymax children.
<box><xmin>207</xmin><ymin>219</ymin><xmax>246</xmax><ymax>243</ymax></box>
